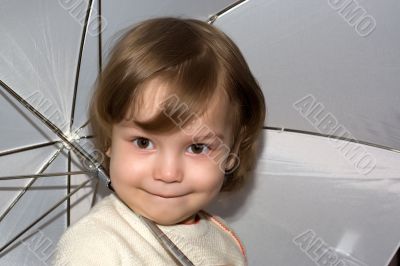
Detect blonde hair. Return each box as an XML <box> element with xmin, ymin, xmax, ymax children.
<box><xmin>89</xmin><ymin>17</ymin><xmax>266</xmax><ymax>191</ymax></box>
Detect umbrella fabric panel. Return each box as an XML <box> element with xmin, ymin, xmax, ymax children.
<box><xmin>208</xmin><ymin>130</ymin><xmax>400</xmax><ymax>266</ymax></box>
<box><xmin>0</xmin><ymin>0</ymin><xmax>84</xmax><ymax>132</ymax></box>
<box><xmin>0</xmin><ymin>89</ymin><xmax>56</xmax><ymax>153</ymax></box>
<box><xmin>215</xmin><ymin>0</ymin><xmax>400</xmax><ymax>150</ymax></box>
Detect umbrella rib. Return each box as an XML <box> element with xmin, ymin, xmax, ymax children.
<box><xmin>0</xmin><ymin>171</ymin><xmax>90</xmax><ymax>181</ymax></box>
<box><xmin>71</xmin><ymin>0</ymin><xmax>102</xmax><ymax>134</ymax></box>
<box><xmin>67</xmin><ymin>151</ymin><xmax>72</xmax><ymax>226</ymax></box>
<box><xmin>74</xmin><ymin>120</ymin><xmax>90</xmax><ymax>135</ymax></box>
<box><xmin>69</xmin><ymin>0</ymin><xmax>94</xmax><ymax>132</ymax></box>
<box><xmin>207</xmin><ymin>0</ymin><xmax>247</xmax><ymax>24</ymax></box>
<box><xmin>77</xmin><ymin>134</ymin><xmax>93</xmax><ymax>140</ymax></box>
<box><xmin>0</xmin><ymin>128</ymin><xmax>90</xmax><ymax>158</ymax></box>
<box><xmin>0</xmin><ymin>148</ymin><xmax>63</xmax><ymax>223</ymax></box>
<box><xmin>265</xmin><ymin>126</ymin><xmax>400</xmax><ymax>154</ymax></box>
<box><xmin>90</xmin><ymin>178</ymin><xmax>99</xmax><ymax>208</ymax></box>
<box><xmin>0</xmin><ymin>177</ymin><xmax>94</xmax><ymax>254</ymax></box>
<box><xmin>0</xmin><ymin>140</ymin><xmax>60</xmax><ymax>157</ymax></box>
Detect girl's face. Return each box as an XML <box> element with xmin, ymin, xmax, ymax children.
<box><xmin>106</xmin><ymin>79</ymin><xmax>234</xmax><ymax>225</ymax></box>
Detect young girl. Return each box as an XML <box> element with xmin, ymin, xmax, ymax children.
<box><xmin>54</xmin><ymin>17</ymin><xmax>265</xmax><ymax>265</ymax></box>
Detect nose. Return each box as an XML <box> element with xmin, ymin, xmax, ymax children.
<box><xmin>153</xmin><ymin>151</ymin><xmax>183</xmax><ymax>183</ymax></box>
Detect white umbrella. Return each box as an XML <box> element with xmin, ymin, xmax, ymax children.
<box><xmin>209</xmin><ymin>1</ymin><xmax>400</xmax><ymax>265</ymax></box>
<box><xmin>1</xmin><ymin>0</ymin><xmax>399</xmax><ymax>265</ymax></box>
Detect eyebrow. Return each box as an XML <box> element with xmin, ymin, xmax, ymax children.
<box><xmin>192</xmin><ymin>132</ymin><xmax>225</xmax><ymax>142</ymax></box>
<box><xmin>120</xmin><ymin>120</ymin><xmax>225</xmax><ymax>141</ymax></box>
<box><xmin>119</xmin><ymin>119</ymin><xmax>141</xmax><ymax>127</ymax></box>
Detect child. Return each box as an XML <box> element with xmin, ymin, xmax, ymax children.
<box><xmin>54</xmin><ymin>17</ymin><xmax>265</xmax><ymax>265</ymax></box>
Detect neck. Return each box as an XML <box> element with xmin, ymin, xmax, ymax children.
<box><xmin>179</xmin><ymin>213</ymin><xmax>200</xmax><ymax>225</ymax></box>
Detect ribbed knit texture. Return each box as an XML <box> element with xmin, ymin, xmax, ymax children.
<box><xmin>53</xmin><ymin>193</ymin><xmax>246</xmax><ymax>265</ymax></box>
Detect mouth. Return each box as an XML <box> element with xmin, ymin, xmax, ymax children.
<box><xmin>146</xmin><ymin>190</ymin><xmax>187</xmax><ymax>199</ymax></box>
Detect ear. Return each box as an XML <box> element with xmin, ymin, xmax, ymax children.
<box><xmin>225</xmin><ymin>144</ymin><xmax>240</xmax><ymax>172</ymax></box>
<box><xmin>225</xmin><ymin>154</ymin><xmax>238</xmax><ymax>172</ymax></box>
<box><xmin>105</xmin><ymin>147</ymin><xmax>111</xmax><ymax>158</ymax></box>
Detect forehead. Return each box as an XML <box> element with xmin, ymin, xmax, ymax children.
<box><xmin>120</xmin><ymin>77</ymin><xmax>232</xmax><ymax>137</ymax></box>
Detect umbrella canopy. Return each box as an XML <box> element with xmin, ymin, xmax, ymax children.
<box><xmin>1</xmin><ymin>0</ymin><xmax>399</xmax><ymax>265</ymax></box>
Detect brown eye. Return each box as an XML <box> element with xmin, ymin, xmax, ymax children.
<box><xmin>188</xmin><ymin>144</ymin><xmax>210</xmax><ymax>154</ymax></box>
<box><xmin>133</xmin><ymin>137</ymin><xmax>153</xmax><ymax>149</ymax></box>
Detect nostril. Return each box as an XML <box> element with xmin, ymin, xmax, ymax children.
<box><xmin>153</xmin><ymin>156</ymin><xmax>184</xmax><ymax>182</ymax></box>
<box><xmin>153</xmin><ymin>170</ymin><xmax>183</xmax><ymax>183</ymax></box>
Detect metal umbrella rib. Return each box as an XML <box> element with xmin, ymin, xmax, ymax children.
<box><xmin>0</xmin><ymin>171</ymin><xmax>89</xmax><ymax>181</ymax></box>
<box><xmin>69</xmin><ymin>0</ymin><xmax>94</xmax><ymax>132</ymax></box>
<box><xmin>0</xmin><ymin>141</ymin><xmax>60</xmax><ymax>157</ymax></box>
<box><xmin>265</xmin><ymin>126</ymin><xmax>400</xmax><ymax>154</ymax></box>
<box><xmin>207</xmin><ymin>0</ymin><xmax>247</xmax><ymax>24</ymax></box>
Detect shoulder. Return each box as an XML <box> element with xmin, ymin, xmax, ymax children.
<box><xmin>53</xmin><ymin>194</ymin><xmax>126</xmax><ymax>265</ymax></box>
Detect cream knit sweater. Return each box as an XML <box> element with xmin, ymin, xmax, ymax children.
<box><xmin>53</xmin><ymin>194</ymin><xmax>247</xmax><ymax>265</ymax></box>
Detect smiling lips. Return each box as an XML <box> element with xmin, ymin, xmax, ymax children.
<box><xmin>146</xmin><ymin>190</ymin><xmax>187</xmax><ymax>199</ymax></box>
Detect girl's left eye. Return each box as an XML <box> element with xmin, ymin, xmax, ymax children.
<box><xmin>132</xmin><ymin>137</ymin><xmax>154</xmax><ymax>150</ymax></box>
<box><xmin>187</xmin><ymin>144</ymin><xmax>211</xmax><ymax>155</ymax></box>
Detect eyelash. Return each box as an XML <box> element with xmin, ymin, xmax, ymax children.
<box><xmin>188</xmin><ymin>143</ymin><xmax>212</xmax><ymax>155</ymax></box>
<box><xmin>132</xmin><ymin>137</ymin><xmax>154</xmax><ymax>149</ymax></box>
<box><xmin>131</xmin><ymin>136</ymin><xmax>212</xmax><ymax>154</ymax></box>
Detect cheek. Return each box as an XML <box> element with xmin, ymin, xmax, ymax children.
<box><xmin>109</xmin><ymin>152</ymin><xmax>150</xmax><ymax>185</ymax></box>
<box><xmin>188</xmin><ymin>162</ymin><xmax>225</xmax><ymax>191</ymax></box>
